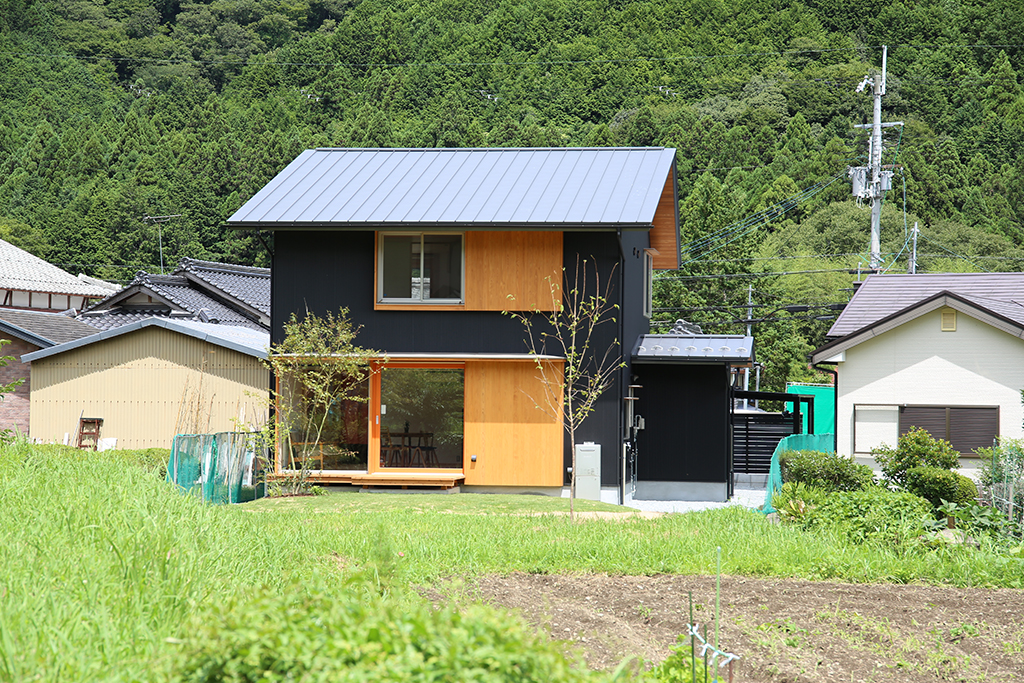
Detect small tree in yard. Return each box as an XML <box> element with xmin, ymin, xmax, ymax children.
<box><xmin>506</xmin><ymin>257</ymin><xmax>623</xmax><ymax>520</ymax></box>
<box><xmin>264</xmin><ymin>307</ymin><xmax>379</xmax><ymax>495</ymax></box>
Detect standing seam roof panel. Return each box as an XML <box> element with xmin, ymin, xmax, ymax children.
<box><xmin>229</xmin><ymin>148</ymin><xmax>679</xmax><ymax>227</ymax></box>
<box><xmin>525</xmin><ymin>151</ymin><xmax>585</xmax><ymax>223</ymax></box>
<box><xmin>236</xmin><ymin>150</ymin><xmax>319</xmax><ymax>223</ymax></box>
<box><xmin>495</xmin><ymin>150</ymin><xmax>556</xmax><ymax>223</ymax></box>
<box><xmin>433</xmin><ymin>152</ymin><xmax>503</xmax><ymax>223</ymax></box>
<box><xmin>415</xmin><ymin>152</ymin><xmax>480</xmax><ymax>222</ymax></box>
<box><xmin>276</xmin><ymin>152</ymin><xmax>359</xmax><ymax>223</ymax></box>
<box><xmin>313</xmin><ymin>151</ymin><xmax>396</xmax><ymax>223</ymax></box>
<box><xmin>582</xmin><ymin>153</ymin><xmax>631</xmax><ymax>223</ymax></box>
<box><xmin>473</xmin><ymin>150</ymin><xmax>536</xmax><ymax>223</ymax></box>
<box><xmin>462</xmin><ymin>153</ymin><xmax>521</xmax><ymax>223</ymax></box>
<box><xmin>422</xmin><ymin>152</ymin><xmax>490</xmax><ymax>223</ymax></box>
<box><xmin>273</xmin><ymin>152</ymin><xmax>352</xmax><ymax>222</ymax></box>
<box><xmin>299</xmin><ymin>152</ymin><xmax>372</xmax><ymax>221</ymax></box>
<box><xmin>547</xmin><ymin>149</ymin><xmax>600</xmax><ymax>223</ymax></box>
<box><xmin>383</xmin><ymin>151</ymin><xmax>452</xmax><ymax>223</ymax></box>
<box><xmin>606</xmin><ymin>152</ymin><xmax>648</xmax><ymax>224</ymax></box>
<box><xmin>341</xmin><ymin>151</ymin><xmax>419</xmax><ymax>222</ymax></box>
<box><xmin>516</xmin><ymin>151</ymin><xmax>573</xmax><ymax>223</ymax></box>
<box><xmin>627</xmin><ymin>149</ymin><xmax>668</xmax><ymax>224</ymax></box>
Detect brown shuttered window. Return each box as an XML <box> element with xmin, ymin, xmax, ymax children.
<box><xmin>899</xmin><ymin>405</ymin><xmax>998</xmax><ymax>456</ymax></box>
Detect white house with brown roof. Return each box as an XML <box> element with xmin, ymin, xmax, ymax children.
<box><xmin>811</xmin><ymin>273</ymin><xmax>1024</xmax><ymax>460</ymax></box>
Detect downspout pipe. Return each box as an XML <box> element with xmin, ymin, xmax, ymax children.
<box><xmin>812</xmin><ymin>362</ymin><xmax>839</xmax><ymax>454</ymax></box>
<box><xmin>616</xmin><ymin>227</ymin><xmax>627</xmax><ymax>506</ymax></box>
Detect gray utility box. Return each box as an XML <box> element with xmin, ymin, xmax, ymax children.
<box><xmin>574</xmin><ymin>442</ymin><xmax>601</xmax><ymax>501</ymax></box>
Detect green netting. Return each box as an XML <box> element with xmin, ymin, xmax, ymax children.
<box><xmin>761</xmin><ymin>433</ymin><xmax>835</xmax><ymax>514</ymax></box>
<box><xmin>167</xmin><ymin>432</ymin><xmax>264</xmax><ymax>504</ymax></box>
<box><xmin>785</xmin><ymin>383</ymin><xmax>835</xmax><ymax>434</ymax></box>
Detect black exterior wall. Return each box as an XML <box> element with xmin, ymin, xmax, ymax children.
<box><xmin>273</xmin><ymin>229</ymin><xmax>650</xmax><ymax>488</ymax></box>
<box><xmin>631</xmin><ymin>363</ymin><xmax>731</xmax><ymax>484</ymax></box>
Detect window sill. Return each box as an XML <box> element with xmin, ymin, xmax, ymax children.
<box><xmin>375</xmin><ymin>302</ymin><xmax>466</xmax><ymax>311</ymax></box>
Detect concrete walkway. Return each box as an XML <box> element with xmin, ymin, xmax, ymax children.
<box><xmin>622</xmin><ymin>487</ymin><xmax>767</xmax><ymax>514</ymax></box>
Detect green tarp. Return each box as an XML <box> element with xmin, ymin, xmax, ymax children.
<box><xmin>786</xmin><ymin>383</ymin><xmax>835</xmax><ymax>434</ymax></box>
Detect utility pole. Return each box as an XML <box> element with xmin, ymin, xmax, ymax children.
<box><xmin>849</xmin><ymin>46</ymin><xmax>903</xmax><ymax>270</ymax></box>
<box><xmin>908</xmin><ymin>222</ymin><xmax>919</xmax><ymax>274</ymax></box>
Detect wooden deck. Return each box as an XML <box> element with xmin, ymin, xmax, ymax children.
<box><xmin>350</xmin><ymin>472</ymin><xmax>465</xmax><ymax>489</ymax></box>
<box><xmin>268</xmin><ymin>471</ymin><xmax>465</xmax><ymax>489</ymax></box>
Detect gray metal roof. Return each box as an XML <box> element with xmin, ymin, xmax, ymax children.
<box><xmin>632</xmin><ymin>334</ymin><xmax>754</xmax><ymax>363</ymax></box>
<box><xmin>0</xmin><ymin>309</ymin><xmax>98</xmax><ymax>347</ymax></box>
<box><xmin>0</xmin><ymin>239</ymin><xmax>116</xmax><ymax>297</ymax></box>
<box><xmin>228</xmin><ymin>147</ymin><xmax>677</xmax><ymax>230</ymax></box>
<box><xmin>829</xmin><ymin>273</ymin><xmax>1024</xmax><ymax>337</ymax></box>
<box><xmin>22</xmin><ymin>318</ymin><xmax>269</xmax><ymax>363</ymax></box>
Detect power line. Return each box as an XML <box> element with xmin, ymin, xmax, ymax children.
<box><xmin>656</xmin><ymin>268</ymin><xmax>864</xmax><ymax>281</ymax></box>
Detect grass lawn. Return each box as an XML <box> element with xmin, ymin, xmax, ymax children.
<box><xmin>2</xmin><ymin>443</ymin><xmax>1022</xmax><ymax>682</ymax></box>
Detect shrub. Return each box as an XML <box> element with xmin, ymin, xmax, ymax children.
<box><xmin>772</xmin><ymin>481</ymin><xmax>829</xmax><ymax>523</ymax></box>
<box><xmin>166</xmin><ymin>577</ymin><xmax>601</xmax><ymax>683</ymax></box>
<box><xmin>779</xmin><ymin>449</ymin><xmax>874</xmax><ymax>491</ymax></box>
<box><xmin>872</xmin><ymin>427</ymin><xmax>960</xmax><ymax>488</ymax></box>
<box><xmin>804</xmin><ymin>486</ymin><xmax>933</xmax><ymax>546</ymax></box>
<box><xmin>905</xmin><ymin>466</ymin><xmax>978</xmax><ymax>509</ymax></box>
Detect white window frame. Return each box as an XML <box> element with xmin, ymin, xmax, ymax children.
<box><xmin>377</xmin><ymin>232</ymin><xmax>465</xmax><ymax>305</ymax></box>
<box><xmin>642</xmin><ymin>249</ymin><xmax>654</xmax><ymax>319</ymax></box>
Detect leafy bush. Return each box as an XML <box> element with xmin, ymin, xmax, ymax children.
<box><xmin>772</xmin><ymin>481</ymin><xmax>829</xmax><ymax>523</ymax></box>
<box><xmin>872</xmin><ymin>427</ymin><xmax>960</xmax><ymax>488</ymax></box>
<box><xmin>804</xmin><ymin>487</ymin><xmax>933</xmax><ymax>546</ymax></box>
<box><xmin>779</xmin><ymin>449</ymin><xmax>874</xmax><ymax>491</ymax></box>
<box><xmin>167</xmin><ymin>577</ymin><xmax>602</xmax><ymax>683</ymax></box>
<box><xmin>905</xmin><ymin>465</ymin><xmax>978</xmax><ymax>509</ymax></box>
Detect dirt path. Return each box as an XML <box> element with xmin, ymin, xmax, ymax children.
<box><xmin>434</xmin><ymin>573</ymin><xmax>1024</xmax><ymax>682</ymax></box>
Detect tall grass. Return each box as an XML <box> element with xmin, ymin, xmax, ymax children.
<box><xmin>3</xmin><ymin>444</ymin><xmax>1022</xmax><ymax>682</ymax></box>
<box><xmin>0</xmin><ymin>444</ymin><xmax>346</xmax><ymax>682</ymax></box>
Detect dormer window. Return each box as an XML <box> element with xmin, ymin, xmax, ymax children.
<box><xmin>378</xmin><ymin>233</ymin><xmax>464</xmax><ymax>304</ymax></box>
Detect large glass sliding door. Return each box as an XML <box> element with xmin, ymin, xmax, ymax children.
<box><xmin>278</xmin><ymin>372</ymin><xmax>370</xmax><ymax>472</ymax></box>
<box><xmin>379</xmin><ymin>367</ymin><xmax>464</xmax><ymax>469</ymax></box>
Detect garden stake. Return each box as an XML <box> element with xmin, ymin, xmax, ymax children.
<box><xmin>689</xmin><ymin>591</ymin><xmax>695</xmax><ymax>683</ymax></box>
<box><xmin>715</xmin><ymin>546</ymin><xmax>721</xmax><ymax>683</ymax></box>
<box><xmin>703</xmin><ymin>624</ymin><xmax>708</xmax><ymax>683</ymax></box>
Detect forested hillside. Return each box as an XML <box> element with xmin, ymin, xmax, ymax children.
<box><xmin>1</xmin><ymin>0</ymin><xmax>1022</xmax><ymax>388</ymax></box>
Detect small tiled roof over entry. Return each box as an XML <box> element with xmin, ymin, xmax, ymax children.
<box><xmin>829</xmin><ymin>273</ymin><xmax>1024</xmax><ymax>337</ymax></box>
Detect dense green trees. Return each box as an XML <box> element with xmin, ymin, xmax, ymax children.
<box><xmin>0</xmin><ymin>0</ymin><xmax>1022</xmax><ymax>389</ymax></box>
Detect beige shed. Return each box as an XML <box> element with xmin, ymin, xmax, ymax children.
<box><xmin>22</xmin><ymin>318</ymin><xmax>269</xmax><ymax>449</ymax></box>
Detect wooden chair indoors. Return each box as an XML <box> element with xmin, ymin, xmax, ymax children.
<box><xmin>411</xmin><ymin>432</ymin><xmax>439</xmax><ymax>468</ymax></box>
<box><xmin>381</xmin><ymin>427</ymin><xmax>405</xmax><ymax>467</ymax></box>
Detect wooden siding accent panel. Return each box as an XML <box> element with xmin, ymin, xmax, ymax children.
<box><xmin>465</xmin><ymin>231</ymin><xmax>562</xmax><ymax>311</ymax></box>
<box><xmin>463</xmin><ymin>359</ymin><xmax>563</xmax><ymax>486</ymax></box>
<box><xmin>649</xmin><ymin>172</ymin><xmax>678</xmax><ymax>269</ymax></box>
<box><xmin>29</xmin><ymin>326</ymin><xmax>268</xmax><ymax>450</ymax></box>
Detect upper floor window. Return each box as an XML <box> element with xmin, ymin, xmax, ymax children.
<box><xmin>378</xmin><ymin>233</ymin><xmax>464</xmax><ymax>304</ymax></box>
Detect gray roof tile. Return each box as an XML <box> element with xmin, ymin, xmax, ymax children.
<box><xmin>228</xmin><ymin>147</ymin><xmax>677</xmax><ymax>229</ymax></box>
<box><xmin>828</xmin><ymin>273</ymin><xmax>1024</xmax><ymax>337</ymax></box>
<box><xmin>175</xmin><ymin>258</ymin><xmax>270</xmax><ymax>316</ymax></box>
<box><xmin>0</xmin><ymin>309</ymin><xmax>98</xmax><ymax>346</ymax></box>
